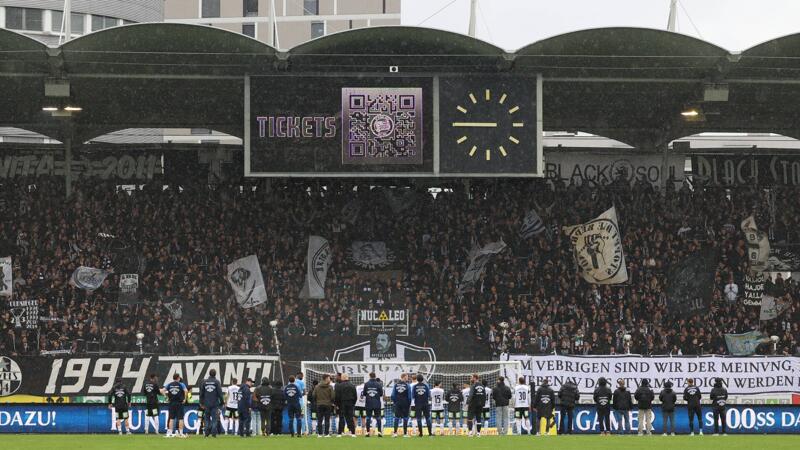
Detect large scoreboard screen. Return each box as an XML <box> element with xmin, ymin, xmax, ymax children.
<box><xmin>245</xmin><ymin>74</ymin><xmax>542</xmax><ymax>177</ymax></box>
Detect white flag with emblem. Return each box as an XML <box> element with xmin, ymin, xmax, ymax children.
<box><xmin>0</xmin><ymin>257</ymin><xmax>11</xmax><ymax>296</ymax></box>
<box><xmin>69</xmin><ymin>266</ymin><xmax>111</xmax><ymax>291</ymax></box>
<box><xmin>226</xmin><ymin>255</ymin><xmax>268</xmax><ymax>309</ymax></box>
<box><xmin>563</xmin><ymin>206</ymin><xmax>628</xmax><ymax>284</ymax></box>
<box><xmin>741</xmin><ymin>215</ymin><xmax>770</xmax><ymax>272</ymax></box>
<box><xmin>299</xmin><ymin>236</ymin><xmax>332</xmax><ymax>299</ymax></box>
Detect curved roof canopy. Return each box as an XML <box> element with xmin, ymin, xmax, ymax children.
<box><xmin>515</xmin><ymin>27</ymin><xmax>729</xmax><ymax>78</ymax></box>
<box><xmin>289</xmin><ymin>26</ymin><xmax>508</xmax><ymax>72</ymax></box>
<box><xmin>730</xmin><ymin>33</ymin><xmax>800</xmax><ymax>79</ymax></box>
<box><xmin>3</xmin><ymin>25</ymin><xmax>800</xmax><ymax>147</ymax></box>
<box><xmin>60</xmin><ymin>23</ymin><xmax>278</xmax><ymax>76</ymax></box>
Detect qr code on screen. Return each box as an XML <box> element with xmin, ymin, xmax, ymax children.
<box><xmin>342</xmin><ymin>87</ymin><xmax>423</xmax><ymax>165</ymax></box>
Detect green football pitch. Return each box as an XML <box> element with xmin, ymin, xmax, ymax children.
<box><xmin>2</xmin><ymin>434</ymin><xmax>798</xmax><ymax>450</ymax></box>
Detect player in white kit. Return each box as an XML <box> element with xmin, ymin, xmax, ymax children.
<box><xmin>513</xmin><ymin>377</ymin><xmax>531</xmax><ymax>435</ymax></box>
<box><xmin>224</xmin><ymin>380</ymin><xmax>241</xmax><ymax>435</ymax></box>
<box><xmin>355</xmin><ymin>382</ymin><xmax>367</xmax><ymax>434</ymax></box>
<box><xmin>430</xmin><ymin>382</ymin><xmax>445</xmax><ymax>435</ymax></box>
<box><xmin>461</xmin><ymin>383</ymin><xmax>471</xmax><ymax>433</ymax></box>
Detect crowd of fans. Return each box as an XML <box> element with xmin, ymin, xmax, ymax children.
<box><xmin>1</xmin><ymin>173</ymin><xmax>798</xmax><ymax>358</ymax></box>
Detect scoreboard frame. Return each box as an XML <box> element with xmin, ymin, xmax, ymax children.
<box><xmin>243</xmin><ymin>73</ymin><xmax>544</xmax><ymax>178</ymax></box>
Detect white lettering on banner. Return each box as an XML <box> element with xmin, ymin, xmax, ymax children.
<box><xmin>43</xmin><ymin>356</ymin><xmax>276</xmax><ymax>396</ymax></box>
<box><xmin>502</xmin><ymin>354</ymin><xmax>800</xmax><ymax>395</ymax></box>
<box><xmin>0</xmin><ymin>154</ymin><xmax>161</xmax><ymax>180</ymax></box>
<box><xmin>358</xmin><ymin>309</ymin><xmax>406</xmax><ymax>322</ymax></box>
<box><xmin>0</xmin><ymin>411</ymin><xmax>56</xmax><ymax>428</ymax></box>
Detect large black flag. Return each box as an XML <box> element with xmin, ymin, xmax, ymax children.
<box><xmin>666</xmin><ymin>248</ymin><xmax>718</xmax><ymax>316</ymax></box>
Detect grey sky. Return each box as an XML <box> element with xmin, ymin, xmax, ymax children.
<box><xmin>401</xmin><ymin>0</ymin><xmax>800</xmax><ymax>52</ymax></box>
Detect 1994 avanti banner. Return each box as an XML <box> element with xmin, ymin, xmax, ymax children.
<box><xmin>0</xmin><ymin>355</ymin><xmax>279</xmax><ymax>397</ymax></box>
<box><xmin>502</xmin><ymin>354</ymin><xmax>800</xmax><ymax>395</ymax></box>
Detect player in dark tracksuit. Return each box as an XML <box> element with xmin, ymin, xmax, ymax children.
<box><xmin>363</xmin><ymin>372</ymin><xmax>385</xmax><ymax>437</ymax></box>
<box><xmin>199</xmin><ymin>368</ymin><xmax>224</xmax><ymax>437</ymax></box>
<box><xmin>467</xmin><ymin>374</ymin><xmax>487</xmax><ymax>436</ymax></box>
<box><xmin>238</xmin><ymin>378</ymin><xmax>254</xmax><ymax>437</ymax></box>
<box><xmin>285</xmin><ymin>376</ymin><xmax>303</xmax><ymax>437</ymax></box>
<box><xmin>446</xmin><ymin>384</ymin><xmax>463</xmax><ymax>435</ymax></box>
<box><xmin>709</xmin><ymin>378</ymin><xmax>728</xmax><ymax>435</ymax></box>
<box><xmin>143</xmin><ymin>374</ymin><xmax>161</xmax><ymax>434</ymax></box>
<box><xmin>109</xmin><ymin>379</ymin><xmax>132</xmax><ymax>435</ymax></box>
<box><xmin>391</xmin><ymin>373</ymin><xmax>413</xmax><ymax>436</ymax></box>
<box><xmin>683</xmin><ymin>379</ymin><xmax>703</xmax><ymax>435</ymax></box>
<box><xmin>534</xmin><ymin>379</ymin><xmax>556</xmax><ymax>435</ymax></box>
<box><xmin>593</xmin><ymin>377</ymin><xmax>612</xmax><ymax>436</ymax></box>
<box><xmin>413</xmin><ymin>375</ymin><xmax>432</xmax><ymax>437</ymax></box>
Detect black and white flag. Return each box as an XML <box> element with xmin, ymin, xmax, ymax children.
<box><xmin>759</xmin><ymin>294</ymin><xmax>791</xmax><ymax>321</ymax></box>
<box><xmin>458</xmin><ymin>240</ymin><xmax>507</xmax><ymax>294</ymax></box>
<box><xmin>383</xmin><ymin>189</ymin><xmax>418</xmax><ymax>215</ymax></box>
<box><xmin>118</xmin><ymin>274</ymin><xmax>141</xmax><ymax>305</ymax></box>
<box><xmin>741</xmin><ymin>215</ymin><xmax>770</xmax><ymax>272</ymax></box>
<box><xmin>0</xmin><ymin>257</ymin><xmax>11</xmax><ymax>297</ymax></box>
<box><xmin>347</xmin><ymin>241</ymin><xmax>397</xmax><ymax>270</ymax></box>
<box><xmin>563</xmin><ymin>207</ymin><xmax>628</xmax><ymax>284</ymax></box>
<box><xmin>666</xmin><ymin>248</ymin><xmax>718</xmax><ymax>316</ymax></box>
<box><xmin>69</xmin><ymin>266</ymin><xmax>111</xmax><ymax>291</ymax></box>
<box><xmin>341</xmin><ymin>199</ymin><xmax>361</xmax><ymax>225</ymax></box>
<box><xmin>299</xmin><ymin>236</ymin><xmax>332</xmax><ymax>299</ymax></box>
<box><xmin>226</xmin><ymin>255</ymin><xmax>268</xmax><ymax>309</ymax></box>
<box><xmin>9</xmin><ymin>299</ymin><xmax>37</xmax><ymax>329</ymax></box>
<box><xmin>519</xmin><ymin>209</ymin><xmax>545</xmax><ymax>239</ymax></box>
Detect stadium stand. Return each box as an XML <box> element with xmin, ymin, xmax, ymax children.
<box><xmin>1</xmin><ymin>176</ymin><xmax>797</xmax><ymax>357</ymax></box>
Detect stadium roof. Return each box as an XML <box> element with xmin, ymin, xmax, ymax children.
<box><xmin>2</xmin><ymin>24</ymin><xmax>800</xmax><ymax>147</ymax></box>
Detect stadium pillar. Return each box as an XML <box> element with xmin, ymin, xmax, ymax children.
<box><xmin>667</xmin><ymin>0</ymin><xmax>678</xmax><ymax>31</ymax></box>
<box><xmin>64</xmin><ymin>136</ymin><xmax>73</xmax><ymax>198</ymax></box>
<box><xmin>659</xmin><ymin>141</ymin><xmax>669</xmax><ymax>193</ymax></box>
<box><xmin>468</xmin><ymin>0</ymin><xmax>478</xmax><ymax>37</ymax></box>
